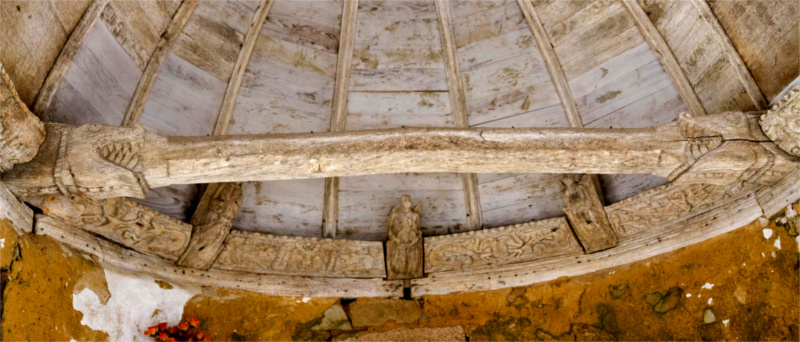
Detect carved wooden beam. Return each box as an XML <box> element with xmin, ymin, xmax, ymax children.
<box><xmin>32</xmin><ymin>195</ymin><xmax>192</xmax><ymax>260</ymax></box>
<box><xmin>33</xmin><ymin>0</ymin><xmax>110</xmax><ymax>119</ymax></box>
<box><xmin>323</xmin><ymin>0</ymin><xmax>359</xmax><ymax>239</ymax></box>
<box><xmin>3</xmin><ymin>110</ymin><xmax>797</xmax><ymax>200</ymax></box>
<box><xmin>1</xmin><ymin>64</ymin><xmax>45</xmax><ymax>172</ymax></box>
<box><xmin>35</xmin><ymin>215</ymin><xmax>404</xmax><ymax>297</ymax></box>
<box><xmin>621</xmin><ymin>0</ymin><xmax>707</xmax><ymax>117</ymax></box>
<box><xmin>688</xmin><ymin>0</ymin><xmax>768</xmax><ymax>110</ymax></box>
<box><xmin>177</xmin><ymin>182</ymin><xmax>243</xmax><ymax>269</ymax></box>
<box><xmin>559</xmin><ymin>174</ymin><xmax>618</xmax><ymax>253</ymax></box>
<box><xmin>761</xmin><ymin>85</ymin><xmax>800</xmax><ymax>157</ymax></box>
<box><xmin>435</xmin><ymin>0</ymin><xmax>483</xmax><ymax>231</ymax></box>
<box><xmin>0</xmin><ymin>182</ymin><xmax>33</xmax><ymax>234</ymax></box>
<box><xmin>121</xmin><ymin>0</ymin><xmax>198</xmax><ymax>127</ymax></box>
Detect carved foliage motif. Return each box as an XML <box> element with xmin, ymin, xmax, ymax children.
<box><xmin>386</xmin><ymin>195</ymin><xmax>424</xmax><ymax>279</ymax></box>
<box><xmin>424</xmin><ymin>217</ymin><xmax>582</xmax><ymax>273</ymax></box>
<box><xmin>0</xmin><ymin>64</ymin><xmax>45</xmax><ymax>171</ymax></box>
<box><xmin>213</xmin><ymin>230</ymin><xmax>386</xmax><ymax>278</ymax></box>
<box><xmin>761</xmin><ymin>85</ymin><xmax>800</xmax><ymax>157</ymax></box>
<box><xmin>79</xmin><ymin>197</ymin><xmax>192</xmax><ymax>260</ymax></box>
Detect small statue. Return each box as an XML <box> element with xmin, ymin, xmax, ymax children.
<box><xmin>386</xmin><ymin>194</ymin><xmax>423</xmax><ymax>279</ymax></box>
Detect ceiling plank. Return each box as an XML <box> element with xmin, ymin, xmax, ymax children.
<box><xmin>435</xmin><ymin>0</ymin><xmax>482</xmax><ymax>231</ymax></box>
<box><xmin>33</xmin><ymin>0</ymin><xmax>110</xmax><ymax>120</ymax></box>
<box><xmin>120</xmin><ymin>0</ymin><xmax>198</xmax><ymax>127</ymax></box>
<box><xmin>621</xmin><ymin>0</ymin><xmax>707</xmax><ymax>116</ymax></box>
<box><xmin>323</xmin><ymin>0</ymin><xmax>358</xmax><ymax>239</ymax></box>
<box><xmin>688</xmin><ymin>0</ymin><xmax>768</xmax><ymax>110</ymax></box>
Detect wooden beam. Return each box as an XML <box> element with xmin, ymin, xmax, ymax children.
<box><xmin>213</xmin><ymin>0</ymin><xmax>273</xmax><ymax>136</ymax></box>
<box><xmin>519</xmin><ymin>0</ymin><xmax>619</xmax><ymax>253</ymax></box>
<box><xmin>688</xmin><ymin>0</ymin><xmax>768</xmax><ymax>110</ymax></box>
<box><xmin>0</xmin><ymin>183</ymin><xmax>33</xmax><ymax>234</ymax></box>
<box><xmin>323</xmin><ymin>0</ymin><xmax>358</xmax><ymax>239</ymax></box>
<box><xmin>33</xmin><ymin>0</ymin><xmax>110</xmax><ymax>119</ymax></box>
<box><xmin>4</xmin><ymin>111</ymin><xmax>796</xmax><ymax>200</ymax></box>
<box><xmin>435</xmin><ymin>0</ymin><xmax>482</xmax><ymax>231</ymax></box>
<box><xmin>177</xmin><ymin>183</ymin><xmax>243</xmax><ymax>269</ymax></box>
<box><xmin>1</xmin><ymin>63</ymin><xmax>45</xmax><ymax>172</ymax></box>
<box><xmin>517</xmin><ymin>0</ymin><xmax>582</xmax><ymax>128</ymax></box>
<box><xmin>621</xmin><ymin>0</ymin><xmax>707</xmax><ymax>117</ymax></box>
<box><xmin>35</xmin><ymin>215</ymin><xmax>404</xmax><ymax>297</ymax></box>
<box><xmin>120</xmin><ymin>0</ymin><xmax>198</xmax><ymax>127</ymax></box>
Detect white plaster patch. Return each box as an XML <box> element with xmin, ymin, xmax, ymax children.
<box><xmin>722</xmin><ymin>319</ymin><xmax>729</xmax><ymax>327</ymax></box>
<box><xmin>796</xmin><ymin>236</ymin><xmax>799</xmax><ymax>251</ymax></box>
<box><xmin>708</xmin><ymin>298</ymin><xmax>713</xmax><ymax>305</ymax></box>
<box><xmin>686</xmin><ymin>293</ymin><xmax>692</xmax><ymax>298</ymax></box>
<box><xmin>774</xmin><ymin>237</ymin><xmax>781</xmax><ymax>250</ymax></box>
<box><xmin>73</xmin><ymin>268</ymin><xmax>200</xmax><ymax>341</ymax></box>
<box><xmin>787</xmin><ymin>204</ymin><xmax>797</xmax><ymax>218</ymax></box>
<box><xmin>701</xmin><ymin>283</ymin><xmax>714</xmax><ymax>290</ymax></box>
<box><xmin>758</xmin><ymin>216</ymin><xmax>769</xmax><ymax>227</ymax></box>
<box><xmin>762</xmin><ymin>228</ymin><xmax>773</xmax><ymax>239</ymax></box>
<box><xmin>302</xmin><ymin>297</ymin><xmax>312</xmax><ymax>303</ymax></box>
<box><xmin>0</xmin><ymin>238</ymin><xmax>4</xmax><ymax>249</ymax></box>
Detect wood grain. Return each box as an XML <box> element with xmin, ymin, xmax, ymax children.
<box><xmin>33</xmin><ymin>0</ymin><xmax>109</xmax><ymax>119</ymax></box>
<box><xmin>621</xmin><ymin>0</ymin><xmax>706</xmax><ymax>116</ymax></box>
<box><xmin>121</xmin><ymin>0</ymin><xmax>198</xmax><ymax>127</ymax></box>
<box><xmin>0</xmin><ymin>182</ymin><xmax>33</xmax><ymax>234</ymax></box>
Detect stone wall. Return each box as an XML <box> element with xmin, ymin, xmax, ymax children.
<box><xmin>1</xmin><ymin>202</ymin><xmax>798</xmax><ymax>341</ymax></box>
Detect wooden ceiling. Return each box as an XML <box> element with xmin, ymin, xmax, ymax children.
<box><xmin>1</xmin><ymin>0</ymin><xmax>797</xmax><ymax>240</ymax></box>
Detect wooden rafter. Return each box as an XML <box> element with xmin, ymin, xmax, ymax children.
<box><xmin>120</xmin><ymin>0</ymin><xmax>198</xmax><ymax>127</ymax></box>
<box><xmin>688</xmin><ymin>0</ymin><xmax>768</xmax><ymax>110</ymax></box>
<box><xmin>322</xmin><ymin>0</ymin><xmax>359</xmax><ymax>239</ymax></box>
<box><xmin>621</xmin><ymin>0</ymin><xmax>707</xmax><ymax>117</ymax></box>
<box><xmin>435</xmin><ymin>0</ymin><xmax>483</xmax><ymax>231</ymax></box>
<box><xmin>33</xmin><ymin>0</ymin><xmax>110</xmax><ymax>119</ymax></box>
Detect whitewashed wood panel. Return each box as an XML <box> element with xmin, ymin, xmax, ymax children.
<box><xmin>261</xmin><ymin>0</ymin><xmax>343</xmax><ymax>54</ymax></box>
<box><xmin>109</xmin><ymin>0</ymin><xmax>180</xmax><ymax>56</ymax></box>
<box><xmin>229</xmin><ymin>35</ymin><xmax>336</xmax><ymax>135</ymax></box>
<box><xmin>600</xmin><ymin>173</ymin><xmax>670</xmax><ymax>205</ymax></box>
<box><xmin>49</xmin><ymin>20</ymin><xmax>140</xmax><ymax>126</ymax></box>
<box><xmin>545</xmin><ymin>0</ymin><xmax>622</xmax><ymax>47</ymax></box>
<box><xmin>130</xmin><ymin>184</ymin><xmax>198</xmax><ymax>221</ymax></box>
<box><xmin>450</xmin><ymin>0</ymin><xmax>528</xmax><ymax>48</ymax></box>
<box><xmin>349</xmin><ymin>68</ymin><xmax>448</xmax><ymax>91</ymax></box>
<box><xmin>353</xmin><ymin>18</ymin><xmax>444</xmax><ymax>69</ymax></box>
<box><xmin>532</xmin><ymin>0</ymin><xmax>594</xmax><ymax>32</ymax></box>
<box><xmin>477</xmin><ymin>173</ymin><xmax>564</xmax><ymax>228</ymax></box>
<box><xmin>585</xmin><ymin>84</ymin><xmax>685</xmax><ymax>129</ymax></box>
<box><xmin>458</xmin><ymin>28</ymin><xmax>539</xmax><ymax>71</ymax></box>
<box><xmin>233</xmin><ymin>179</ymin><xmax>325</xmax><ymax>238</ymax></box>
<box><xmin>472</xmin><ymin>104</ymin><xmax>567</xmax><ymax>128</ymax></box>
<box><xmin>358</xmin><ymin>0</ymin><xmax>437</xmax><ymax>20</ymax></box>
<box><xmin>139</xmin><ymin>53</ymin><xmax>225</xmax><ymax>136</ymax></box>
<box><xmin>193</xmin><ymin>0</ymin><xmax>255</xmax><ymax>35</ymax></box>
<box><xmin>338</xmin><ymin>173</ymin><xmax>468</xmax><ymax>240</ymax></box>
<box><xmin>449</xmin><ymin>0</ymin><xmax>511</xmax><ymax>19</ymax></box>
<box><xmin>346</xmin><ymin>92</ymin><xmax>453</xmax><ymax>130</ymax></box>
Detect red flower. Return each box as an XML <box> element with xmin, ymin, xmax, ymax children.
<box><xmin>179</xmin><ymin>322</ymin><xmax>190</xmax><ymax>331</ymax></box>
<box><xmin>158</xmin><ymin>323</ymin><xmax>168</xmax><ymax>331</ymax></box>
<box><xmin>167</xmin><ymin>338</ymin><xmax>177</xmax><ymax>342</ymax></box>
<box><xmin>157</xmin><ymin>332</ymin><xmax>169</xmax><ymax>342</ymax></box>
<box><xmin>168</xmin><ymin>326</ymin><xmax>178</xmax><ymax>334</ymax></box>
<box><xmin>144</xmin><ymin>326</ymin><xmax>159</xmax><ymax>337</ymax></box>
<box><xmin>196</xmin><ymin>332</ymin><xmax>205</xmax><ymax>340</ymax></box>
<box><xmin>189</xmin><ymin>317</ymin><xmax>201</xmax><ymax>328</ymax></box>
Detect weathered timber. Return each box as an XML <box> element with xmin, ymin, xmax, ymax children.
<box><xmin>761</xmin><ymin>85</ymin><xmax>800</xmax><ymax>157</ymax></box>
<box><xmin>3</xmin><ymin>111</ymin><xmax>798</xmax><ymax>200</ymax></box>
<box><xmin>323</xmin><ymin>0</ymin><xmax>358</xmax><ymax>239</ymax></box>
<box><xmin>1</xmin><ymin>64</ymin><xmax>46</xmax><ymax>172</ymax></box>
<box><xmin>35</xmin><ymin>215</ymin><xmax>403</xmax><ymax>297</ymax></box>
<box><xmin>177</xmin><ymin>183</ymin><xmax>243</xmax><ymax>269</ymax></box>
<box><xmin>121</xmin><ymin>0</ymin><xmax>198</xmax><ymax>127</ymax></box>
<box><xmin>435</xmin><ymin>0</ymin><xmax>482</xmax><ymax>232</ymax></box>
<box><xmin>212</xmin><ymin>230</ymin><xmax>386</xmax><ymax>278</ymax></box>
<box><xmin>424</xmin><ymin>217</ymin><xmax>582</xmax><ymax>273</ymax></box>
<box><xmin>0</xmin><ymin>182</ymin><xmax>33</xmax><ymax>234</ymax></box>
<box><xmin>756</xmin><ymin>168</ymin><xmax>800</xmax><ymax>218</ymax></box>
<box><xmin>413</xmin><ymin>193</ymin><xmax>763</xmax><ymax>296</ymax></box>
<box><xmin>33</xmin><ymin>195</ymin><xmax>192</xmax><ymax>260</ymax></box>
<box><xmin>687</xmin><ymin>0</ymin><xmax>767</xmax><ymax>110</ymax></box>
<box><xmin>621</xmin><ymin>0</ymin><xmax>707</xmax><ymax>117</ymax></box>
<box><xmin>559</xmin><ymin>174</ymin><xmax>618</xmax><ymax>253</ymax></box>
<box><xmin>33</xmin><ymin>0</ymin><xmax>110</xmax><ymax>119</ymax></box>
<box><xmin>386</xmin><ymin>195</ymin><xmax>424</xmax><ymax>280</ymax></box>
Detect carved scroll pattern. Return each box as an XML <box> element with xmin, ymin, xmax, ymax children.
<box><xmin>424</xmin><ymin>217</ymin><xmax>582</xmax><ymax>273</ymax></box>
<box><xmin>79</xmin><ymin>197</ymin><xmax>192</xmax><ymax>260</ymax></box>
<box><xmin>213</xmin><ymin>230</ymin><xmax>387</xmax><ymax>278</ymax></box>
<box><xmin>761</xmin><ymin>85</ymin><xmax>800</xmax><ymax>157</ymax></box>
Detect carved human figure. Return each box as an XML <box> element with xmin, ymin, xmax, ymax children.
<box><xmin>386</xmin><ymin>195</ymin><xmax>424</xmax><ymax>279</ymax></box>
<box><xmin>559</xmin><ymin>174</ymin><xmax>618</xmax><ymax>253</ymax></box>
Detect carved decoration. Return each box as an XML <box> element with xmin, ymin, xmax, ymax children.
<box><xmin>213</xmin><ymin>230</ymin><xmax>386</xmax><ymax>278</ymax></box>
<box><xmin>34</xmin><ymin>195</ymin><xmax>191</xmax><ymax>260</ymax></box>
<box><xmin>0</xmin><ymin>64</ymin><xmax>45</xmax><ymax>172</ymax></box>
<box><xmin>386</xmin><ymin>195</ymin><xmax>424</xmax><ymax>279</ymax></box>
<box><xmin>559</xmin><ymin>174</ymin><xmax>618</xmax><ymax>253</ymax></box>
<box><xmin>177</xmin><ymin>183</ymin><xmax>244</xmax><ymax>269</ymax></box>
<box><xmin>761</xmin><ymin>85</ymin><xmax>800</xmax><ymax>157</ymax></box>
<box><xmin>424</xmin><ymin>217</ymin><xmax>582</xmax><ymax>273</ymax></box>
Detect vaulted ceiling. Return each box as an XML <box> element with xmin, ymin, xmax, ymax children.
<box><xmin>2</xmin><ymin>0</ymin><xmax>797</xmax><ymax>241</ymax></box>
